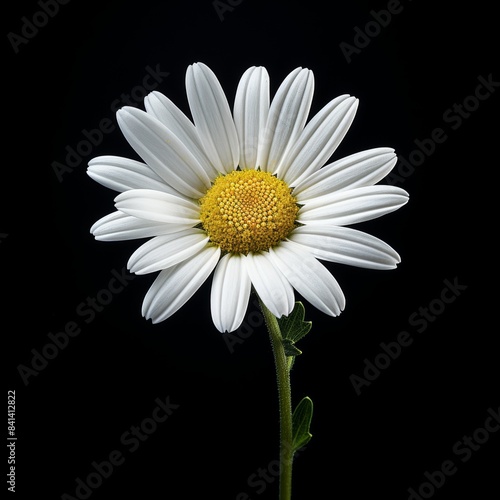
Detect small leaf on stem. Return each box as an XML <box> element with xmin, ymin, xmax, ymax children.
<box><xmin>292</xmin><ymin>396</ymin><xmax>313</xmax><ymax>452</ymax></box>
<box><xmin>282</xmin><ymin>338</ymin><xmax>302</xmax><ymax>357</ymax></box>
<box><xmin>278</xmin><ymin>302</ymin><xmax>312</xmax><ymax>344</ymax></box>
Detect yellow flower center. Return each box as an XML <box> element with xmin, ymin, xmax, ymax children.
<box><xmin>199</xmin><ymin>170</ymin><xmax>299</xmax><ymax>254</ymax></box>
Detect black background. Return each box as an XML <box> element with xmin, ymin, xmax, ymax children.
<box><xmin>4</xmin><ymin>0</ymin><xmax>498</xmax><ymax>499</ymax></box>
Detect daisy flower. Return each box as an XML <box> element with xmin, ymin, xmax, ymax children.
<box><xmin>88</xmin><ymin>63</ymin><xmax>408</xmax><ymax>332</ymax></box>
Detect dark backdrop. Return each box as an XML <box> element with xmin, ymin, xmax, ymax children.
<box><xmin>4</xmin><ymin>1</ymin><xmax>498</xmax><ymax>499</ymax></box>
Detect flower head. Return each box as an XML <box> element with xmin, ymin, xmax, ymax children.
<box><xmin>88</xmin><ymin>63</ymin><xmax>408</xmax><ymax>332</ymax></box>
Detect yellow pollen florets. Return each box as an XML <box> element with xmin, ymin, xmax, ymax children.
<box><xmin>199</xmin><ymin>170</ymin><xmax>298</xmax><ymax>254</ymax></box>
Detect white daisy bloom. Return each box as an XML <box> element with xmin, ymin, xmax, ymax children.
<box><xmin>88</xmin><ymin>63</ymin><xmax>409</xmax><ymax>332</ymax></box>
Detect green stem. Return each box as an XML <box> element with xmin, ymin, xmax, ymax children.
<box><xmin>259</xmin><ymin>297</ymin><xmax>294</xmax><ymax>500</ymax></box>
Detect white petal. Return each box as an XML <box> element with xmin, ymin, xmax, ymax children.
<box><xmin>87</xmin><ymin>155</ymin><xmax>177</xmax><ymax>193</ymax></box>
<box><xmin>257</xmin><ymin>68</ymin><xmax>314</xmax><ymax>173</ymax></box>
<box><xmin>289</xmin><ymin>225</ymin><xmax>401</xmax><ymax>270</ymax></box>
<box><xmin>244</xmin><ymin>252</ymin><xmax>294</xmax><ymax>318</ymax></box>
<box><xmin>90</xmin><ymin>211</ymin><xmax>190</xmax><ymax>241</ymax></box>
<box><xmin>293</xmin><ymin>148</ymin><xmax>398</xmax><ymax>199</ymax></box>
<box><xmin>142</xmin><ymin>245</ymin><xmax>221</xmax><ymax>324</ymax></box>
<box><xmin>144</xmin><ymin>91</ymin><xmax>218</xmax><ymax>178</ymax></box>
<box><xmin>114</xmin><ymin>189</ymin><xmax>200</xmax><ymax>224</ymax></box>
<box><xmin>233</xmin><ymin>66</ymin><xmax>270</xmax><ymax>169</ymax></box>
<box><xmin>117</xmin><ymin>106</ymin><xmax>211</xmax><ymax>198</ymax></box>
<box><xmin>281</xmin><ymin>96</ymin><xmax>359</xmax><ymax>186</ymax></box>
<box><xmin>269</xmin><ymin>241</ymin><xmax>345</xmax><ymax>316</ymax></box>
<box><xmin>210</xmin><ymin>253</ymin><xmax>252</xmax><ymax>333</ymax></box>
<box><xmin>128</xmin><ymin>229</ymin><xmax>209</xmax><ymax>275</ymax></box>
<box><xmin>186</xmin><ymin>62</ymin><xmax>239</xmax><ymax>174</ymax></box>
<box><xmin>297</xmin><ymin>185</ymin><xmax>409</xmax><ymax>226</ymax></box>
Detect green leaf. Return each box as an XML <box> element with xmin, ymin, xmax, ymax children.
<box><xmin>282</xmin><ymin>338</ymin><xmax>302</xmax><ymax>357</ymax></box>
<box><xmin>278</xmin><ymin>302</ymin><xmax>312</xmax><ymax>344</ymax></box>
<box><xmin>292</xmin><ymin>396</ymin><xmax>313</xmax><ymax>452</ymax></box>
